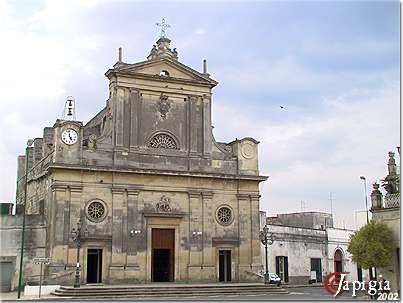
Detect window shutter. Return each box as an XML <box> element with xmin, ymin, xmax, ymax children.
<box><xmin>284</xmin><ymin>256</ymin><xmax>289</xmax><ymax>283</ymax></box>
<box><xmin>275</xmin><ymin>256</ymin><xmax>280</xmax><ymax>276</ymax></box>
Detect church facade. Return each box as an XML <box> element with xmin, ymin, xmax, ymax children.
<box><xmin>12</xmin><ymin>34</ymin><xmax>267</xmax><ymax>286</ymax></box>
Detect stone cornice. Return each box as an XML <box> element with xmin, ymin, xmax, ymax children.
<box><xmin>142</xmin><ymin>212</ymin><xmax>186</xmax><ymax>219</ymax></box>
<box><xmin>49</xmin><ymin>164</ymin><xmax>268</xmax><ymax>182</ymax></box>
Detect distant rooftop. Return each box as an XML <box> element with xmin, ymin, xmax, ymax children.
<box><xmin>267</xmin><ymin>211</ymin><xmax>334</xmax><ymax>230</ymax></box>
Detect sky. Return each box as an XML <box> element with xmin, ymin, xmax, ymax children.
<box><xmin>0</xmin><ymin>0</ymin><xmax>400</xmax><ymax>229</ymax></box>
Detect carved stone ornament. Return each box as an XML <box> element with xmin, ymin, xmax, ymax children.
<box><xmin>88</xmin><ymin>134</ymin><xmax>97</xmax><ymax>150</ymax></box>
<box><xmin>157</xmin><ymin>94</ymin><xmax>171</xmax><ymax>119</ymax></box>
<box><xmin>156</xmin><ymin>195</ymin><xmax>172</xmax><ymax>212</ymax></box>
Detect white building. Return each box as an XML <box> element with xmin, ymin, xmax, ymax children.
<box><xmin>260</xmin><ymin>211</ymin><xmax>369</xmax><ymax>285</ymax></box>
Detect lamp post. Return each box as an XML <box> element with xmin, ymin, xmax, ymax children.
<box><xmin>17</xmin><ymin>139</ymin><xmax>33</xmax><ymax>299</ymax></box>
<box><xmin>259</xmin><ymin>224</ymin><xmax>274</xmax><ymax>284</ymax></box>
<box><xmin>359</xmin><ymin>176</ymin><xmax>369</xmax><ymax>224</ymax></box>
<box><xmin>70</xmin><ymin>219</ymin><xmax>88</xmax><ymax>288</ymax></box>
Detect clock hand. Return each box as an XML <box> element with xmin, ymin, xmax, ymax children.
<box><xmin>69</xmin><ymin>133</ymin><xmax>73</xmax><ymax>141</ymax></box>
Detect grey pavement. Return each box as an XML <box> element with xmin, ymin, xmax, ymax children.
<box><xmin>0</xmin><ymin>287</ymin><xmax>374</xmax><ymax>301</ymax></box>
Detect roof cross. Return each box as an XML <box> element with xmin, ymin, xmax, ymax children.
<box><xmin>156</xmin><ymin>18</ymin><xmax>171</xmax><ymax>38</ymax></box>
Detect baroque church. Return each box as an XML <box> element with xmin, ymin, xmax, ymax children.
<box><xmin>13</xmin><ymin>31</ymin><xmax>267</xmax><ymax>285</ymax></box>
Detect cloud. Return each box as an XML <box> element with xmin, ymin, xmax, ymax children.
<box><xmin>194</xmin><ymin>28</ymin><xmax>206</xmax><ymax>35</ymax></box>
<box><xmin>213</xmin><ymin>82</ymin><xmax>399</xmax><ymax>228</ymax></box>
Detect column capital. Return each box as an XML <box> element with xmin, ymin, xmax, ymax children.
<box><xmin>188</xmin><ymin>191</ymin><xmax>201</xmax><ymax>199</ymax></box>
<box><xmin>69</xmin><ymin>185</ymin><xmax>83</xmax><ymax>193</ymax></box>
<box><xmin>201</xmin><ymin>191</ymin><xmax>213</xmax><ymax>199</ymax></box>
<box><xmin>127</xmin><ymin>188</ymin><xmax>140</xmax><ymax>196</ymax></box>
<box><xmin>236</xmin><ymin>193</ymin><xmax>250</xmax><ymax>200</ymax></box>
<box><xmin>250</xmin><ymin>194</ymin><xmax>261</xmax><ymax>201</ymax></box>
<box><xmin>51</xmin><ymin>184</ymin><xmax>68</xmax><ymax>192</ymax></box>
<box><xmin>111</xmin><ymin>187</ymin><xmax>125</xmax><ymax>194</ymax></box>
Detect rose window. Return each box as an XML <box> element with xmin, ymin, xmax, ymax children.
<box><xmin>148</xmin><ymin>134</ymin><xmax>178</xmax><ymax>149</ymax></box>
<box><xmin>216</xmin><ymin>206</ymin><xmax>233</xmax><ymax>226</ymax></box>
<box><xmin>86</xmin><ymin>200</ymin><xmax>107</xmax><ymax>222</ymax></box>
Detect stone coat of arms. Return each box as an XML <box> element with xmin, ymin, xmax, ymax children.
<box><xmin>157</xmin><ymin>95</ymin><xmax>171</xmax><ymax>120</ymax></box>
<box><xmin>156</xmin><ymin>195</ymin><xmax>172</xmax><ymax>212</ymax></box>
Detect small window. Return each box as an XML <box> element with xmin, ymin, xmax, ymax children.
<box><xmin>159</xmin><ymin>70</ymin><xmax>170</xmax><ymax>77</ymax></box>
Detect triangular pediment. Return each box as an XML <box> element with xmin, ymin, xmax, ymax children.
<box><xmin>111</xmin><ymin>58</ymin><xmax>217</xmax><ymax>86</ymax></box>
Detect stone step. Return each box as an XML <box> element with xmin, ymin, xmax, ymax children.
<box><xmin>52</xmin><ymin>284</ymin><xmax>288</xmax><ymax>298</ymax></box>
<box><xmin>59</xmin><ymin>285</ymin><xmax>278</xmax><ymax>292</ymax></box>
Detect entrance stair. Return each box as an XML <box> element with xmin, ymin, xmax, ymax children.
<box><xmin>51</xmin><ymin>283</ymin><xmax>288</xmax><ymax>299</ymax></box>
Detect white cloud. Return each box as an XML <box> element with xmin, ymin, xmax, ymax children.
<box><xmin>213</xmin><ymin>82</ymin><xmax>399</xmax><ymax>229</ymax></box>
<box><xmin>0</xmin><ymin>0</ymin><xmax>102</xmax><ymax>203</ymax></box>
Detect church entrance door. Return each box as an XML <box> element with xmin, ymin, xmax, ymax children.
<box><xmin>152</xmin><ymin>229</ymin><xmax>174</xmax><ymax>282</ymax></box>
<box><xmin>86</xmin><ymin>249</ymin><xmax>103</xmax><ymax>284</ymax></box>
<box><xmin>218</xmin><ymin>250</ymin><xmax>231</xmax><ymax>282</ymax></box>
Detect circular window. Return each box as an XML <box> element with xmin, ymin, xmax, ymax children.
<box><xmin>85</xmin><ymin>200</ymin><xmax>107</xmax><ymax>223</ymax></box>
<box><xmin>216</xmin><ymin>205</ymin><xmax>233</xmax><ymax>226</ymax></box>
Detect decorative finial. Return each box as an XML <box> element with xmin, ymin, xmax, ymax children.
<box><xmin>156</xmin><ymin>18</ymin><xmax>171</xmax><ymax>38</ymax></box>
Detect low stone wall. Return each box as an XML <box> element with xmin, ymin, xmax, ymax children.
<box><xmin>24</xmin><ymin>285</ymin><xmax>60</xmax><ymax>296</ymax></box>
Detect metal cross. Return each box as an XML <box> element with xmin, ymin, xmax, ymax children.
<box><xmin>156</xmin><ymin>18</ymin><xmax>171</xmax><ymax>38</ymax></box>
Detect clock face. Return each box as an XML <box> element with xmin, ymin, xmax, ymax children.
<box><xmin>61</xmin><ymin>128</ymin><xmax>78</xmax><ymax>145</ymax></box>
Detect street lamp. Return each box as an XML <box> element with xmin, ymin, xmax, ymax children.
<box><xmin>17</xmin><ymin>139</ymin><xmax>34</xmax><ymax>299</ymax></box>
<box><xmin>259</xmin><ymin>224</ymin><xmax>274</xmax><ymax>285</ymax></box>
<box><xmin>70</xmin><ymin>219</ymin><xmax>88</xmax><ymax>288</ymax></box>
<box><xmin>359</xmin><ymin>176</ymin><xmax>369</xmax><ymax>224</ymax></box>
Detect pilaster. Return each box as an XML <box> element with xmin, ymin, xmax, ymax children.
<box><xmin>188</xmin><ymin>191</ymin><xmax>202</xmax><ymax>280</ymax></box>
<box><xmin>111</xmin><ymin>187</ymin><xmax>125</xmax><ymax>265</ymax></box>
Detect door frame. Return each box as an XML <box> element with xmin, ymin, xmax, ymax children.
<box><xmin>86</xmin><ymin>248</ymin><xmax>103</xmax><ymax>284</ymax></box>
<box><xmin>146</xmin><ymin>220</ymin><xmax>181</xmax><ymax>283</ymax></box>
<box><xmin>151</xmin><ymin>229</ymin><xmax>175</xmax><ymax>282</ymax></box>
<box><xmin>215</xmin><ymin>246</ymin><xmax>235</xmax><ymax>282</ymax></box>
<box><xmin>82</xmin><ymin>243</ymin><xmax>107</xmax><ymax>285</ymax></box>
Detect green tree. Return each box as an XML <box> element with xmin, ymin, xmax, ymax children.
<box><xmin>348</xmin><ymin>221</ymin><xmax>394</xmax><ymax>269</ymax></box>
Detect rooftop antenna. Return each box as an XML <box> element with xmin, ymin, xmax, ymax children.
<box><xmin>300</xmin><ymin>201</ymin><xmax>306</xmax><ymax>212</ymax></box>
<box><xmin>63</xmin><ymin>96</ymin><xmax>76</xmax><ymax>120</ymax></box>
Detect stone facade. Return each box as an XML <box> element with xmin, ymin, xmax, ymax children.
<box><xmin>5</xmin><ymin>35</ymin><xmax>267</xmax><ymax>288</ymax></box>
<box><xmin>370</xmin><ymin>150</ymin><xmax>400</xmax><ymax>293</ymax></box>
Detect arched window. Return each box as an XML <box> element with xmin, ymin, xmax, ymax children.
<box><xmin>148</xmin><ymin>133</ymin><xmax>178</xmax><ymax>149</ymax></box>
<box><xmin>334</xmin><ymin>249</ymin><xmax>343</xmax><ymax>273</ymax></box>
